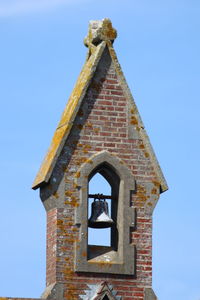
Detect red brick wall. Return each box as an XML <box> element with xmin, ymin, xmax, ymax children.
<box><xmin>44</xmin><ymin>47</ymin><xmax>159</xmax><ymax>299</ymax></box>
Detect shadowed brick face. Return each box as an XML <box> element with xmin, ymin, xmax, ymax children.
<box><xmin>42</xmin><ymin>48</ymin><xmax>159</xmax><ymax>299</ymax></box>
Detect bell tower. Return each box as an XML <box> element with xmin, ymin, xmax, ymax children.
<box><xmin>32</xmin><ymin>19</ymin><xmax>168</xmax><ymax>300</ymax></box>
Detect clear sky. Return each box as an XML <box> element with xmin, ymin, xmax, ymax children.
<box><xmin>0</xmin><ymin>1</ymin><xmax>200</xmax><ymax>300</ymax></box>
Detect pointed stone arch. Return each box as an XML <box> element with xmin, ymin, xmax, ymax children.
<box><xmin>75</xmin><ymin>150</ymin><xmax>136</xmax><ymax>275</ymax></box>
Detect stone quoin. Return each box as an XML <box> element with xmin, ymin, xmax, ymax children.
<box><xmin>0</xmin><ymin>19</ymin><xmax>168</xmax><ymax>300</ymax></box>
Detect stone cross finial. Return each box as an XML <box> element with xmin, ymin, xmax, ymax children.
<box><xmin>84</xmin><ymin>18</ymin><xmax>117</xmax><ymax>48</ymax></box>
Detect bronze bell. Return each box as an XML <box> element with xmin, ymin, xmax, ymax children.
<box><xmin>88</xmin><ymin>193</ymin><xmax>114</xmax><ymax>228</ymax></box>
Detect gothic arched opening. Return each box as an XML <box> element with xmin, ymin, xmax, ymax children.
<box><xmin>87</xmin><ymin>163</ymin><xmax>120</xmax><ymax>260</ymax></box>
<box><xmin>75</xmin><ymin>150</ymin><xmax>135</xmax><ymax>275</ymax></box>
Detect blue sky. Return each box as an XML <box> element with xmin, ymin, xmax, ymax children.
<box><xmin>0</xmin><ymin>1</ymin><xmax>200</xmax><ymax>299</ymax></box>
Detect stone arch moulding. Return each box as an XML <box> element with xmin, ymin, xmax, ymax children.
<box><xmin>75</xmin><ymin>150</ymin><xmax>136</xmax><ymax>275</ymax></box>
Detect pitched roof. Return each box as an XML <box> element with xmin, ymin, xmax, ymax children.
<box><xmin>32</xmin><ymin>18</ymin><xmax>168</xmax><ymax>192</ymax></box>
